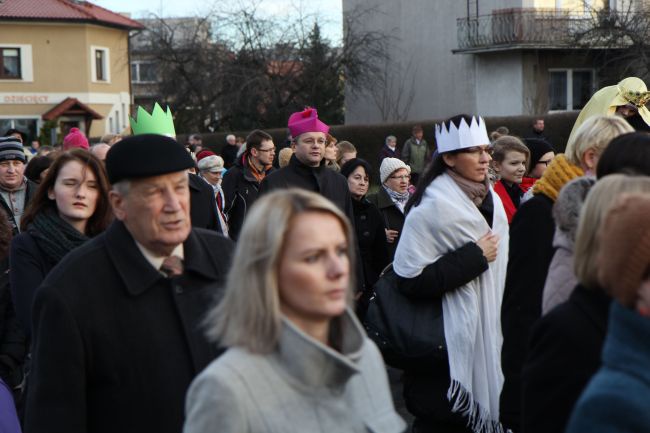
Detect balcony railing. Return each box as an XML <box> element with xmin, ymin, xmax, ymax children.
<box><xmin>455</xmin><ymin>9</ymin><xmax>592</xmax><ymax>53</ymax></box>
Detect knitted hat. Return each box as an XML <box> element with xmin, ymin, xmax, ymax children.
<box><xmin>340</xmin><ymin>158</ymin><xmax>372</xmax><ymax>179</ymax></box>
<box><xmin>196</xmin><ymin>150</ymin><xmax>216</xmax><ymax>163</ymax></box>
<box><xmin>0</xmin><ymin>136</ymin><xmax>26</xmax><ymax>162</ymax></box>
<box><xmin>63</xmin><ymin>128</ymin><xmax>89</xmax><ymax>150</ymax></box>
<box><xmin>524</xmin><ymin>138</ymin><xmax>554</xmax><ymax>165</ymax></box>
<box><xmin>287</xmin><ymin>107</ymin><xmax>329</xmax><ymax>138</ymax></box>
<box><xmin>380</xmin><ymin>157</ymin><xmax>411</xmax><ymax>184</ymax></box>
<box><xmin>198</xmin><ymin>155</ymin><xmax>225</xmax><ymax>173</ymax></box>
<box><xmin>597</xmin><ymin>193</ymin><xmax>650</xmax><ymax>307</ymax></box>
<box><xmin>105</xmin><ymin>134</ymin><xmax>194</xmax><ymax>184</ymax></box>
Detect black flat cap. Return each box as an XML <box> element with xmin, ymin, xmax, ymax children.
<box><xmin>105</xmin><ymin>134</ymin><xmax>195</xmax><ymax>184</ymax></box>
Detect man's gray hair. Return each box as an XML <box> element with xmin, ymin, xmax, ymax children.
<box><xmin>112</xmin><ymin>179</ymin><xmax>131</xmax><ymax>196</ymax></box>
<box><xmin>385</xmin><ymin>135</ymin><xmax>397</xmax><ymax>145</ymax></box>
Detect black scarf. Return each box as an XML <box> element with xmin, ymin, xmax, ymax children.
<box><xmin>30</xmin><ymin>209</ymin><xmax>89</xmax><ymax>265</ymax></box>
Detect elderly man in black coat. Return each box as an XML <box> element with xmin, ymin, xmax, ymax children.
<box><xmin>24</xmin><ymin>134</ymin><xmax>234</xmax><ymax>433</ymax></box>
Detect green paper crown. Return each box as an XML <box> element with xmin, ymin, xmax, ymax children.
<box><xmin>129</xmin><ymin>103</ymin><xmax>176</xmax><ymax>137</ymax></box>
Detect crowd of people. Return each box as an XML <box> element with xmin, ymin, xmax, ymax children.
<box><xmin>0</xmin><ymin>76</ymin><xmax>650</xmax><ymax>433</ymax></box>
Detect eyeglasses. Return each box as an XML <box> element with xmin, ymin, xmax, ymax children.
<box><xmin>390</xmin><ymin>175</ymin><xmax>411</xmax><ymax>181</ymax></box>
<box><xmin>537</xmin><ymin>159</ymin><xmax>553</xmax><ymax>166</ymax></box>
<box><xmin>457</xmin><ymin>146</ymin><xmax>493</xmax><ymax>157</ymax></box>
<box><xmin>257</xmin><ymin>147</ymin><xmax>276</xmax><ymax>153</ymax></box>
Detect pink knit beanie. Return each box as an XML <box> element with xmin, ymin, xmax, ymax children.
<box><xmin>63</xmin><ymin>128</ymin><xmax>89</xmax><ymax>150</ymax></box>
<box><xmin>287</xmin><ymin>107</ymin><xmax>329</xmax><ymax>138</ymax></box>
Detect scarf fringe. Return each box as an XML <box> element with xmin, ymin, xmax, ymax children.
<box><xmin>447</xmin><ymin>380</ymin><xmax>510</xmax><ymax>433</ymax></box>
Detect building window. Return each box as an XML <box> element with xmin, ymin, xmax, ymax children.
<box><xmin>0</xmin><ymin>118</ymin><xmax>38</xmax><ymax>142</ymax></box>
<box><xmin>609</xmin><ymin>0</ymin><xmax>634</xmax><ymax>11</ymax></box>
<box><xmin>91</xmin><ymin>46</ymin><xmax>110</xmax><ymax>83</ymax></box>
<box><xmin>549</xmin><ymin>69</ymin><xmax>594</xmax><ymax>111</ymax></box>
<box><xmin>0</xmin><ymin>48</ymin><xmax>21</xmax><ymax>79</ymax></box>
<box><xmin>131</xmin><ymin>61</ymin><xmax>157</xmax><ymax>83</ymax></box>
<box><xmin>96</xmin><ymin>50</ymin><xmax>105</xmax><ymax>81</ymax></box>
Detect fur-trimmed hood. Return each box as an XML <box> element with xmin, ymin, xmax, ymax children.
<box><xmin>552</xmin><ymin>176</ymin><xmax>596</xmax><ymax>244</ymax></box>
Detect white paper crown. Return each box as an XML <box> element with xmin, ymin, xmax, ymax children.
<box><xmin>435</xmin><ymin>116</ymin><xmax>490</xmax><ymax>153</ymax></box>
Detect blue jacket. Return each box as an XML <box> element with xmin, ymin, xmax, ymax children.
<box><xmin>566</xmin><ymin>301</ymin><xmax>650</xmax><ymax>433</ymax></box>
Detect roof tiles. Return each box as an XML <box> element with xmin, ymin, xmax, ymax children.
<box><xmin>0</xmin><ymin>0</ymin><xmax>144</xmax><ymax>30</ymax></box>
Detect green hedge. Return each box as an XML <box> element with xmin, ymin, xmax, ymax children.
<box><xmin>178</xmin><ymin>112</ymin><xmax>579</xmax><ymax>181</ymax></box>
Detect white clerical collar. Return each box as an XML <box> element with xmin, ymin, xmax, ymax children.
<box><xmin>135</xmin><ymin>241</ymin><xmax>184</xmax><ymax>274</ymax></box>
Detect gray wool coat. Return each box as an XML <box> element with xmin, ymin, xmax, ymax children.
<box><xmin>183</xmin><ymin>310</ymin><xmax>406</xmax><ymax>433</ymax></box>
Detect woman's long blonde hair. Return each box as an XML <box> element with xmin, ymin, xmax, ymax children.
<box><xmin>574</xmin><ymin>174</ymin><xmax>650</xmax><ymax>288</ymax></box>
<box><xmin>204</xmin><ymin>188</ymin><xmax>356</xmax><ymax>353</ymax></box>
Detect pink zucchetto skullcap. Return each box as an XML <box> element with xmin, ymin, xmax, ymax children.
<box><xmin>287</xmin><ymin>107</ymin><xmax>329</xmax><ymax>138</ymax></box>
<box><xmin>63</xmin><ymin>128</ymin><xmax>89</xmax><ymax>150</ymax></box>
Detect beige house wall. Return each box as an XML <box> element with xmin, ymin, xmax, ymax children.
<box><xmin>0</xmin><ymin>21</ymin><xmax>132</xmax><ymax>139</ymax></box>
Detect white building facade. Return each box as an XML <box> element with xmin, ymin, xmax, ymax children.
<box><xmin>343</xmin><ymin>0</ymin><xmax>645</xmax><ymax>124</ymax></box>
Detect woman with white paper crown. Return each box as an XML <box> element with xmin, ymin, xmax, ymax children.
<box><xmin>394</xmin><ymin>115</ymin><xmax>508</xmax><ymax>433</ymax></box>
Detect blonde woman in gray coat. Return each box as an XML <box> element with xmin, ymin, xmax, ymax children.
<box><xmin>183</xmin><ymin>189</ymin><xmax>405</xmax><ymax>433</ymax></box>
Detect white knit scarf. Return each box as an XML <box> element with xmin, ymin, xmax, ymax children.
<box><xmin>393</xmin><ymin>173</ymin><xmax>509</xmax><ymax>433</ymax></box>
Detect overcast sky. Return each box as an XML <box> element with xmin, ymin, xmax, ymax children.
<box><xmin>95</xmin><ymin>0</ymin><xmax>343</xmax><ymax>41</ymax></box>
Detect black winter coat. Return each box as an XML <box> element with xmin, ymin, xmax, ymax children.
<box><xmin>259</xmin><ymin>155</ymin><xmax>366</xmax><ymax>294</ymax></box>
<box><xmin>378</xmin><ymin>145</ymin><xmax>400</xmax><ymax>166</ymax></box>
<box><xmin>24</xmin><ymin>221</ymin><xmax>234</xmax><ymax>433</ymax></box>
<box><xmin>351</xmin><ymin>198</ymin><xmax>389</xmax><ymax>293</ymax></box>
<box><xmin>0</xmin><ymin>257</ymin><xmax>25</xmax><ymax>390</ymax></box>
<box><xmin>259</xmin><ymin>155</ymin><xmax>354</xmax><ymax>222</ymax></box>
<box><xmin>521</xmin><ymin>285</ymin><xmax>610</xmax><ymax>433</ymax></box>
<box><xmin>0</xmin><ymin>179</ymin><xmax>37</xmax><ymax>235</ymax></box>
<box><xmin>221</xmin><ymin>144</ymin><xmax>239</xmax><ymax>169</ymax></box>
<box><xmin>189</xmin><ymin>173</ymin><xmax>222</xmax><ymax>233</ymax></box>
<box><xmin>222</xmin><ymin>157</ymin><xmax>274</xmax><ymax>241</ymax></box>
<box><xmin>367</xmin><ymin>188</ymin><xmax>405</xmax><ymax>261</ymax></box>
<box><xmin>9</xmin><ymin>231</ymin><xmax>57</xmax><ymax>337</ymax></box>
<box><xmin>500</xmin><ymin>193</ymin><xmax>555</xmax><ymax>431</ymax></box>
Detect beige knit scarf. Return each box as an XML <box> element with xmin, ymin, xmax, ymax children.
<box><xmin>446</xmin><ymin>168</ymin><xmax>490</xmax><ymax>206</ymax></box>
